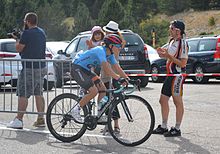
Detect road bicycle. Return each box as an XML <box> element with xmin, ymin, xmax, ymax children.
<box><xmin>46</xmin><ymin>79</ymin><xmax>155</xmax><ymax>146</ymax></box>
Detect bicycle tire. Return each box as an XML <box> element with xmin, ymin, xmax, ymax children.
<box><xmin>46</xmin><ymin>93</ymin><xmax>88</xmax><ymax>142</ymax></box>
<box><xmin>108</xmin><ymin>95</ymin><xmax>155</xmax><ymax>146</ymax></box>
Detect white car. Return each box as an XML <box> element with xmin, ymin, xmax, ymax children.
<box><xmin>0</xmin><ymin>38</ymin><xmax>55</xmax><ymax>90</ymax></box>
<box><xmin>145</xmin><ymin>44</ymin><xmax>160</xmax><ymax>63</ymax></box>
<box><xmin>46</xmin><ymin>41</ymin><xmax>69</xmax><ymax>56</ymax></box>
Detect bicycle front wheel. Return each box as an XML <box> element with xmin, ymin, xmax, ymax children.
<box><xmin>46</xmin><ymin>93</ymin><xmax>88</xmax><ymax>142</ymax></box>
<box><xmin>108</xmin><ymin>95</ymin><xmax>155</xmax><ymax>146</ymax></box>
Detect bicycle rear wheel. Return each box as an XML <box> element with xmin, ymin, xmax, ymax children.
<box><xmin>46</xmin><ymin>93</ymin><xmax>88</xmax><ymax>142</ymax></box>
<box><xmin>108</xmin><ymin>95</ymin><xmax>155</xmax><ymax>146</ymax></box>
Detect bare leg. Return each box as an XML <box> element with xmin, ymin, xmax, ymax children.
<box><xmin>159</xmin><ymin>94</ymin><xmax>170</xmax><ymax>127</ymax></box>
<box><xmin>114</xmin><ymin>119</ymin><xmax>119</xmax><ymax>128</ymax></box>
<box><xmin>79</xmin><ymin>85</ymin><xmax>98</xmax><ymax>107</ymax></box>
<box><xmin>96</xmin><ymin>82</ymin><xmax>107</xmax><ymax>103</ymax></box>
<box><xmin>35</xmin><ymin>95</ymin><xmax>45</xmax><ymax>118</ymax></box>
<box><xmin>16</xmin><ymin>97</ymin><xmax>28</xmax><ymax>120</ymax></box>
<box><xmin>172</xmin><ymin>95</ymin><xmax>184</xmax><ymax>128</ymax></box>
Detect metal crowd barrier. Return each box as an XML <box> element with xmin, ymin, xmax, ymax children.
<box><xmin>0</xmin><ymin>58</ymin><xmax>80</xmax><ymax>115</ymax></box>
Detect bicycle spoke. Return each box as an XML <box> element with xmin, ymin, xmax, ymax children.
<box><xmin>46</xmin><ymin>93</ymin><xmax>87</xmax><ymax>142</ymax></box>
<box><xmin>108</xmin><ymin>95</ymin><xmax>155</xmax><ymax>146</ymax></box>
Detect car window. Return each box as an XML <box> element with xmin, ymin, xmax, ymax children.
<box><xmin>123</xmin><ymin>34</ymin><xmax>143</xmax><ymax>46</ymax></box>
<box><xmin>198</xmin><ymin>39</ymin><xmax>216</xmax><ymax>51</ymax></box>
<box><xmin>77</xmin><ymin>36</ymin><xmax>90</xmax><ymax>52</ymax></box>
<box><xmin>2</xmin><ymin>42</ymin><xmax>16</xmax><ymax>53</ymax></box>
<box><xmin>65</xmin><ymin>38</ymin><xmax>79</xmax><ymax>54</ymax></box>
<box><xmin>187</xmin><ymin>40</ymin><xmax>198</xmax><ymax>53</ymax></box>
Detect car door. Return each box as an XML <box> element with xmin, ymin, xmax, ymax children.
<box><xmin>66</xmin><ymin>35</ymin><xmax>90</xmax><ymax>59</ymax></box>
<box><xmin>0</xmin><ymin>41</ymin><xmax>21</xmax><ymax>83</ymax></box>
<box><xmin>187</xmin><ymin>38</ymin><xmax>217</xmax><ymax>73</ymax></box>
<box><xmin>186</xmin><ymin>39</ymin><xmax>199</xmax><ymax>73</ymax></box>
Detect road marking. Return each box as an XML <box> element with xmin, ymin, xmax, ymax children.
<box><xmin>0</xmin><ymin>124</ymin><xmax>112</xmax><ymax>139</ymax></box>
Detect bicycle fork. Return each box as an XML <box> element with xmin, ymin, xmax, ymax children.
<box><xmin>121</xmin><ymin>100</ymin><xmax>134</xmax><ymax>122</ymax></box>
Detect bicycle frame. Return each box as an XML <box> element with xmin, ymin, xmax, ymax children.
<box><xmin>92</xmin><ymin>87</ymin><xmax>133</xmax><ymax>123</ymax></box>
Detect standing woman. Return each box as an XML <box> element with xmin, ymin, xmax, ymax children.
<box><xmin>152</xmin><ymin>20</ymin><xmax>188</xmax><ymax>137</ymax></box>
<box><xmin>100</xmin><ymin>21</ymin><xmax>126</xmax><ymax>134</ymax></box>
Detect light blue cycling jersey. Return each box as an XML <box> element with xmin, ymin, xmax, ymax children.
<box><xmin>72</xmin><ymin>46</ymin><xmax>117</xmax><ymax>71</ymax></box>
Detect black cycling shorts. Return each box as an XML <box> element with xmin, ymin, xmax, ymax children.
<box><xmin>161</xmin><ymin>75</ymin><xmax>186</xmax><ymax>97</ymax></box>
<box><xmin>71</xmin><ymin>64</ymin><xmax>101</xmax><ymax>91</ymax></box>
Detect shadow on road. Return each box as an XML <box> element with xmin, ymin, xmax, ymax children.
<box><xmin>46</xmin><ymin>135</ymin><xmax>159</xmax><ymax>154</ymax></box>
<box><xmin>165</xmin><ymin>136</ymin><xmax>211</xmax><ymax>154</ymax></box>
<box><xmin>4</xmin><ymin>130</ymin><xmax>47</xmax><ymax>145</ymax></box>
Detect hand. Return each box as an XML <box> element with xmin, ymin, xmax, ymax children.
<box><xmin>117</xmin><ymin>77</ymin><xmax>129</xmax><ymax>87</ymax></box>
<box><xmin>11</xmin><ymin>33</ymin><xmax>19</xmax><ymax>40</ymax></box>
<box><xmin>157</xmin><ymin>47</ymin><xmax>169</xmax><ymax>58</ymax></box>
<box><xmin>86</xmin><ymin>39</ymin><xmax>93</xmax><ymax>49</ymax></box>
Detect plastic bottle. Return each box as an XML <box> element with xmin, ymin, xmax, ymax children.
<box><xmin>98</xmin><ymin>96</ymin><xmax>108</xmax><ymax>111</ymax></box>
<box><xmin>79</xmin><ymin>87</ymin><xmax>85</xmax><ymax>98</ymax></box>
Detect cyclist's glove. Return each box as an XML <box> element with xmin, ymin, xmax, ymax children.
<box><xmin>117</xmin><ymin>77</ymin><xmax>129</xmax><ymax>87</ymax></box>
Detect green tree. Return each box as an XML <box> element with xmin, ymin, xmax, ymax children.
<box><xmin>73</xmin><ymin>2</ymin><xmax>93</xmax><ymax>35</ymax></box>
<box><xmin>37</xmin><ymin>1</ymin><xmax>69</xmax><ymax>40</ymax></box>
<box><xmin>157</xmin><ymin>0</ymin><xmax>190</xmax><ymax>15</ymax></box>
<box><xmin>189</xmin><ymin>0</ymin><xmax>210</xmax><ymax>10</ymax></box>
<box><xmin>0</xmin><ymin>0</ymin><xmax>37</xmax><ymax>37</ymax></box>
<box><xmin>58</xmin><ymin>0</ymin><xmax>79</xmax><ymax>17</ymax></box>
<box><xmin>120</xmin><ymin>0</ymin><xmax>138</xmax><ymax>31</ymax></box>
<box><xmin>98</xmin><ymin>0</ymin><xmax>124</xmax><ymax>26</ymax></box>
<box><xmin>209</xmin><ymin>0</ymin><xmax>220</xmax><ymax>9</ymax></box>
<box><xmin>139</xmin><ymin>18</ymin><xmax>169</xmax><ymax>46</ymax></box>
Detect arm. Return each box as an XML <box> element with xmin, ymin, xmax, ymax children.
<box><xmin>101</xmin><ymin>62</ymin><xmax>120</xmax><ymax>80</ymax></box>
<box><xmin>11</xmin><ymin>33</ymin><xmax>25</xmax><ymax>53</ymax></box>
<box><xmin>86</xmin><ymin>39</ymin><xmax>95</xmax><ymax>49</ymax></box>
<box><xmin>158</xmin><ymin>47</ymin><xmax>188</xmax><ymax>68</ymax></box>
<box><xmin>15</xmin><ymin>40</ymin><xmax>25</xmax><ymax>53</ymax></box>
<box><xmin>112</xmin><ymin>63</ymin><xmax>128</xmax><ymax>79</ymax></box>
<box><xmin>117</xmin><ymin>32</ymin><xmax>126</xmax><ymax>48</ymax></box>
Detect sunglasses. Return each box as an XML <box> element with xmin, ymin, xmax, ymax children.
<box><xmin>169</xmin><ymin>25</ymin><xmax>175</xmax><ymax>31</ymax></box>
<box><xmin>112</xmin><ymin>44</ymin><xmax>122</xmax><ymax>49</ymax></box>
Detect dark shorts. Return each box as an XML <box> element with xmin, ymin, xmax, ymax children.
<box><xmin>17</xmin><ymin>67</ymin><xmax>47</xmax><ymax>98</ymax></box>
<box><xmin>71</xmin><ymin>64</ymin><xmax>101</xmax><ymax>91</ymax></box>
<box><xmin>161</xmin><ymin>75</ymin><xmax>186</xmax><ymax>97</ymax></box>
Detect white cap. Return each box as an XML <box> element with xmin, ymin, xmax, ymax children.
<box><xmin>103</xmin><ymin>21</ymin><xmax>119</xmax><ymax>33</ymax></box>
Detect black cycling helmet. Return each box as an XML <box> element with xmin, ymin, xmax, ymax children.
<box><xmin>104</xmin><ymin>34</ymin><xmax>122</xmax><ymax>46</ymax></box>
<box><xmin>170</xmin><ymin>20</ymin><xmax>185</xmax><ymax>35</ymax></box>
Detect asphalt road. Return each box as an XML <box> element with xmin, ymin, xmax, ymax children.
<box><xmin>0</xmin><ymin>79</ymin><xmax>220</xmax><ymax>154</ymax></box>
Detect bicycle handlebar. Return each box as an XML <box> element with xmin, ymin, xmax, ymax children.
<box><xmin>113</xmin><ymin>79</ymin><xmax>141</xmax><ymax>94</ymax></box>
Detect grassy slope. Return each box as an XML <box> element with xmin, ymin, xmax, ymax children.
<box><xmin>156</xmin><ymin>10</ymin><xmax>220</xmax><ymax>37</ymax></box>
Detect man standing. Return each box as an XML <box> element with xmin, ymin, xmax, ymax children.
<box><xmin>7</xmin><ymin>12</ymin><xmax>47</xmax><ymax>129</ymax></box>
<box><xmin>152</xmin><ymin>20</ymin><xmax>188</xmax><ymax>137</ymax></box>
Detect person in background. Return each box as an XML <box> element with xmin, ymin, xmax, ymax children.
<box><xmin>7</xmin><ymin>12</ymin><xmax>47</xmax><ymax>129</ymax></box>
<box><xmin>86</xmin><ymin>26</ymin><xmax>105</xmax><ymax>49</ymax></box>
<box><xmin>100</xmin><ymin>21</ymin><xmax>126</xmax><ymax>134</ymax></box>
<box><xmin>78</xmin><ymin>26</ymin><xmax>105</xmax><ymax>97</ymax></box>
<box><xmin>152</xmin><ymin>20</ymin><xmax>188</xmax><ymax>137</ymax></box>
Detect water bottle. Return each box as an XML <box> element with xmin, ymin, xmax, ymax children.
<box><xmin>79</xmin><ymin>87</ymin><xmax>85</xmax><ymax>98</ymax></box>
<box><xmin>98</xmin><ymin>96</ymin><xmax>108</xmax><ymax>111</ymax></box>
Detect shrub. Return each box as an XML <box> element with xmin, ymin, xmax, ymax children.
<box><xmin>208</xmin><ymin>16</ymin><xmax>216</xmax><ymax>26</ymax></box>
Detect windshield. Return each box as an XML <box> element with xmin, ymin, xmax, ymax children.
<box><xmin>123</xmin><ymin>34</ymin><xmax>143</xmax><ymax>46</ymax></box>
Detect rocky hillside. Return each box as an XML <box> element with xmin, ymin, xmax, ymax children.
<box><xmin>158</xmin><ymin>10</ymin><xmax>220</xmax><ymax>37</ymax></box>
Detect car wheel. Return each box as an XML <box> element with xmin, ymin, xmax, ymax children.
<box><xmin>192</xmin><ymin>64</ymin><xmax>209</xmax><ymax>83</ymax></box>
<box><xmin>151</xmin><ymin>65</ymin><xmax>163</xmax><ymax>83</ymax></box>
<box><xmin>54</xmin><ymin>64</ymin><xmax>63</xmax><ymax>88</ymax></box>
<box><xmin>11</xmin><ymin>79</ymin><xmax>17</xmax><ymax>87</ymax></box>
<box><xmin>43</xmin><ymin>80</ymin><xmax>54</xmax><ymax>91</ymax></box>
<box><xmin>56</xmin><ymin>75</ymin><xmax>63</xmax><ymax>88</ymax></box>
<box><xmin>139</xmin><ymin>76</ymin><xmax>149</xmax><ymax>88</ymax></box>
